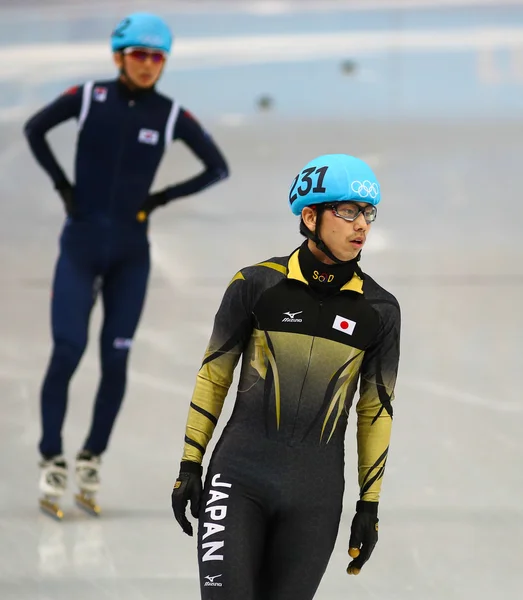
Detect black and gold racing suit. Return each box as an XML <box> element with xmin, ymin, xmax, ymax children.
<box><xmin>180</xmin><ymin>242</ymin><xmax>401</xmax><ymax>600</ymax></box>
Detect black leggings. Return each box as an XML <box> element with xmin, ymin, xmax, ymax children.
<box><xmin>39</xmin><ymin>227</ymin><xmax>150</xmax><ymax>457</ymax></box>
<box><xmin>197</xmin><ymin>459</ymin><xmax>344</xmax><ymax>600</ymax></box>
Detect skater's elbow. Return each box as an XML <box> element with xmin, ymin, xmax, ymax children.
<box><xmin>212</xmin><ymin>157</ymin><xmax>229</xmax><ymax>182</ymax></box>
<box><xmin>23</xmin><ymin>109</ymin><xmax>51</xmax><ymax>144</ymax></box>
<box><xmin>23</xmin><ymin>116</ymin><xmax>41</xmax><ymax>144</ymax></box>
<box><xmin>216</xmin><ymin>164</ymin><xmax>229</xmax><ymax>182</ymax></box>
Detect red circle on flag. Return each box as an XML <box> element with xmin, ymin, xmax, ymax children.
<box><xmin>340</xmin><ymin>321</ymin><xmax>349</xmax><ymax>330</ymax></box>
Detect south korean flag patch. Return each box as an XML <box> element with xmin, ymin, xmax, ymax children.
<box><xmin>93</xmin><ymin>86</ymin><xmax>108</xmax><ymax>102</ymax></box>
<box><xmin>138</xmin><ymin>128</ymin><xmax>160</xmax><ymax>146</ymax></box>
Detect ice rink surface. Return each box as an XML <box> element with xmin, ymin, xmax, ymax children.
<box><xmin>0</xmin><ymin>1</ymin><xmax>522</xmax><ymax>599</ymax></box>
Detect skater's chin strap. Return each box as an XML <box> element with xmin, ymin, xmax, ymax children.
<box><xmin>117</xmin><ymin>50</ymin><xmax>165</xmax><ymax>94</ymax></box>
<box><xmin>117</xmin><ymin>74</ymin><xmax>156</xmax><ymax>96</ymax></box>
<box><xmin>299</xmin><ymin>208</ymin><xmax>362</xmax><ymax>266</ymax></box>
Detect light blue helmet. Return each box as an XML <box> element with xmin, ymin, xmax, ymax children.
<box><xmin>111</xmin><ymin>12</ymin><xmax>173</xmax><ymax>54</ymax></box>
<box><xmin>289</xmin><ymin>154</ymin><xmax>381</xmax><ymax>216</ymax></box>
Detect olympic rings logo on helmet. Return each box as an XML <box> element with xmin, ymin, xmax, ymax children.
<box><xmin>350</xmin><ymin>180</ymin><xmax>380</xmax><ymax>199</ymax></box>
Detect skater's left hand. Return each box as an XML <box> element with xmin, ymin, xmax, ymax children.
<box><xmin>347</xmin><ymin>500</ymin><xmax>379</xmax><ymax>575</ymax></box>
<box><xmin>136</xmin><ymin>190</ymin><xmax>168</xmax><ymax>221</ymax></box>
<box><xmin>171</xmin><ymin>461</ymin><xmax>203</xmax><ymax>537</ymax></box>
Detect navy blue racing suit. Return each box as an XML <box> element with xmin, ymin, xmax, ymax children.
<box><xmin>24</xmin><ymin>78</ymin><xmax>229</xmax><ymax>458</ymax></box>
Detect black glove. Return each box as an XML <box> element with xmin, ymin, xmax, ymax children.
<box><xmin>136</xmin><ymin>190</ymin><xmax>168</xmax><ymax>221</ymax></box>
<box><xmin>347</xmin><ymin>500</ymin><xmax>379</xmax><ymax>575</ymax></box>
<box><xmin>171</xmin><ymin>461</ymin><xmax>203</xmax><ymax>537</ymax></box>
<box><xmin>55</xmin><ymin>180</ymin><xmax>75</xmax><ymax>216</ymax></box>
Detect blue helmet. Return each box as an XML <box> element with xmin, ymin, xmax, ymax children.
<box><xmin>111</xmin><ymin>12</ymin><xmax>173</xmax><ymax>54</ymax></box>
<box><xmin>289</xmin><ymin>154</ymin><xmax>381</xmax><ymax>216</ymax></box>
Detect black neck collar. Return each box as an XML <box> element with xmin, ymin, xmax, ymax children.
<box><xmin>298</xmin><ymin>242</ymin><xmax>361</xmax><ymax>293</ymax></box>
<box><xmin>116</xmin><ymin>77</ymin><xmax>156</xmax><ymax>100</ymax></box>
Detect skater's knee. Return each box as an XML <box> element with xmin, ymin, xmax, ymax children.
<box><xmin>49</xmin><ymin>339</ymin><xmax>86</xmax><ymax>375</ymax></box>
<box><xmin>101</xmin><ymin>344</ymin><xmax>130</xmax><ymax>379</ymax></box>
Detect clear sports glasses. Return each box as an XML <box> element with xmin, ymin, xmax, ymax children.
<box><xmin>325</xmin><ymin>202</ymin><xmax>377</xmax><ymax>224</ymax></box>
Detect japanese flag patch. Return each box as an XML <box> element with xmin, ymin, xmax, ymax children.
<box><xmin>332</xmin><ymin>315</ymin><xmax>356</xmax><ymax>335</ymax></box>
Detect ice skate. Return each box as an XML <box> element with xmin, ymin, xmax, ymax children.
<box><xmin>74</xmin><ymin>450</ymin><xmax>101</xmax><ymax>516</ymax></box>
<box><xmin>38</xmin><ymin>456</ymin><xmax>68</xmax><ymax>520</ymax></box>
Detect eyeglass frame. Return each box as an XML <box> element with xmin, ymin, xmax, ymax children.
<box><xmin>323</xmin><ymin>202</ymin><xmax>378</xmax><ymax>224</ymax></box>
<box><xmin>122</xmin><ymin>46</ymin><xmax>168</xmax><ymax>63</ymax></box>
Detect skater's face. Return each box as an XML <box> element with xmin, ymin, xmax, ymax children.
<box><xmin>114</xmin><ymin>47</ymin><xmax>167</xmax><ymax>89</ymax></box>
<box><xmin>302</xmin><ymin>202</ymin><xmax>373</xmax><ymax>263</ymax></box>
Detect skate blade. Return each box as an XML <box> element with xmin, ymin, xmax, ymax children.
<box><xmin>39</xmin><ymin>497</ymin><xmax>64</xmax><ymax>520</ymax></box>
<box><xmin>75</xmin><ymin>493</ymin><xmax>101</xmax><ymax>516</ymax></box>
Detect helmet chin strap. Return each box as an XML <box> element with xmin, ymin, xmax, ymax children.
<box><xmin>117</xmin><ymin>53</ymin><xmax>163</xmax><ymax>91</ymax></box>
<box><xmin>299</xmin><ymin>208</ymin><xmax>361</xmax><ymax>265</ymax></box>
<box><xmin>118</xmin><ymin>57</ymin><xmax>134</xmax><ymax>88</ymax></box>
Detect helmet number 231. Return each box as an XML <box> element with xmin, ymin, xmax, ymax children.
<box><xmin>289</xmin><ymin>166</ymin><xmax>329</xmax><ymax>203</ymax></box>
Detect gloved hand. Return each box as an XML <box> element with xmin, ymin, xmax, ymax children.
<box><xmin>136</xmin><ymin>190</ymin><xmax>168</xmax><ymax>222</ymax></box>
<box><xmin>171</xmin><ymin>461</ymin><xmax>203</xmax><ymax>537</ymax></box>
<box><xmin>55</xmin><ymin>180</ymin><xmax>75</xmax><ymax>216</ymax></box>
<box><xmin>347</xmin><ymin>500</ymin><xmax>379</xmax><ymax>575</ymax></box>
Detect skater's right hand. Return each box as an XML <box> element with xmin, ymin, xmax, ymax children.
<box><xmin>171</xmin><ymin>461</ymin><xmax>203</xmax><ymax>537</ymax></box>
<box><xmin>55</xmin><ymin>180</ymin><xmax>75</xmax><ymax>216</ymax></box>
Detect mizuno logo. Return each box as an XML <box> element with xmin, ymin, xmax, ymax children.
<box><xmin>284</xmin><ymin>311</ymin><xmax>302</xmax><ymax>319</ymax></box>
<box><xmin>204</xmin><ymin>574</ymin><xmax>223</xmax><ymax>587</ymax></box>
<box><xmin>282</xmin><ymin>311</ymin><xmax>303</xmax><ymax>323</ymax></box>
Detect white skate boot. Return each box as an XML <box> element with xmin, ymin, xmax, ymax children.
<box><xmin>38</xmin><ymin>456</ymin><xmax>68</xmax><ymax>520</ymax></box>
<box><xmin>74</xmin><ymin>450</ymin><xmax>101</xmax><ymax>516</ymax></box>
